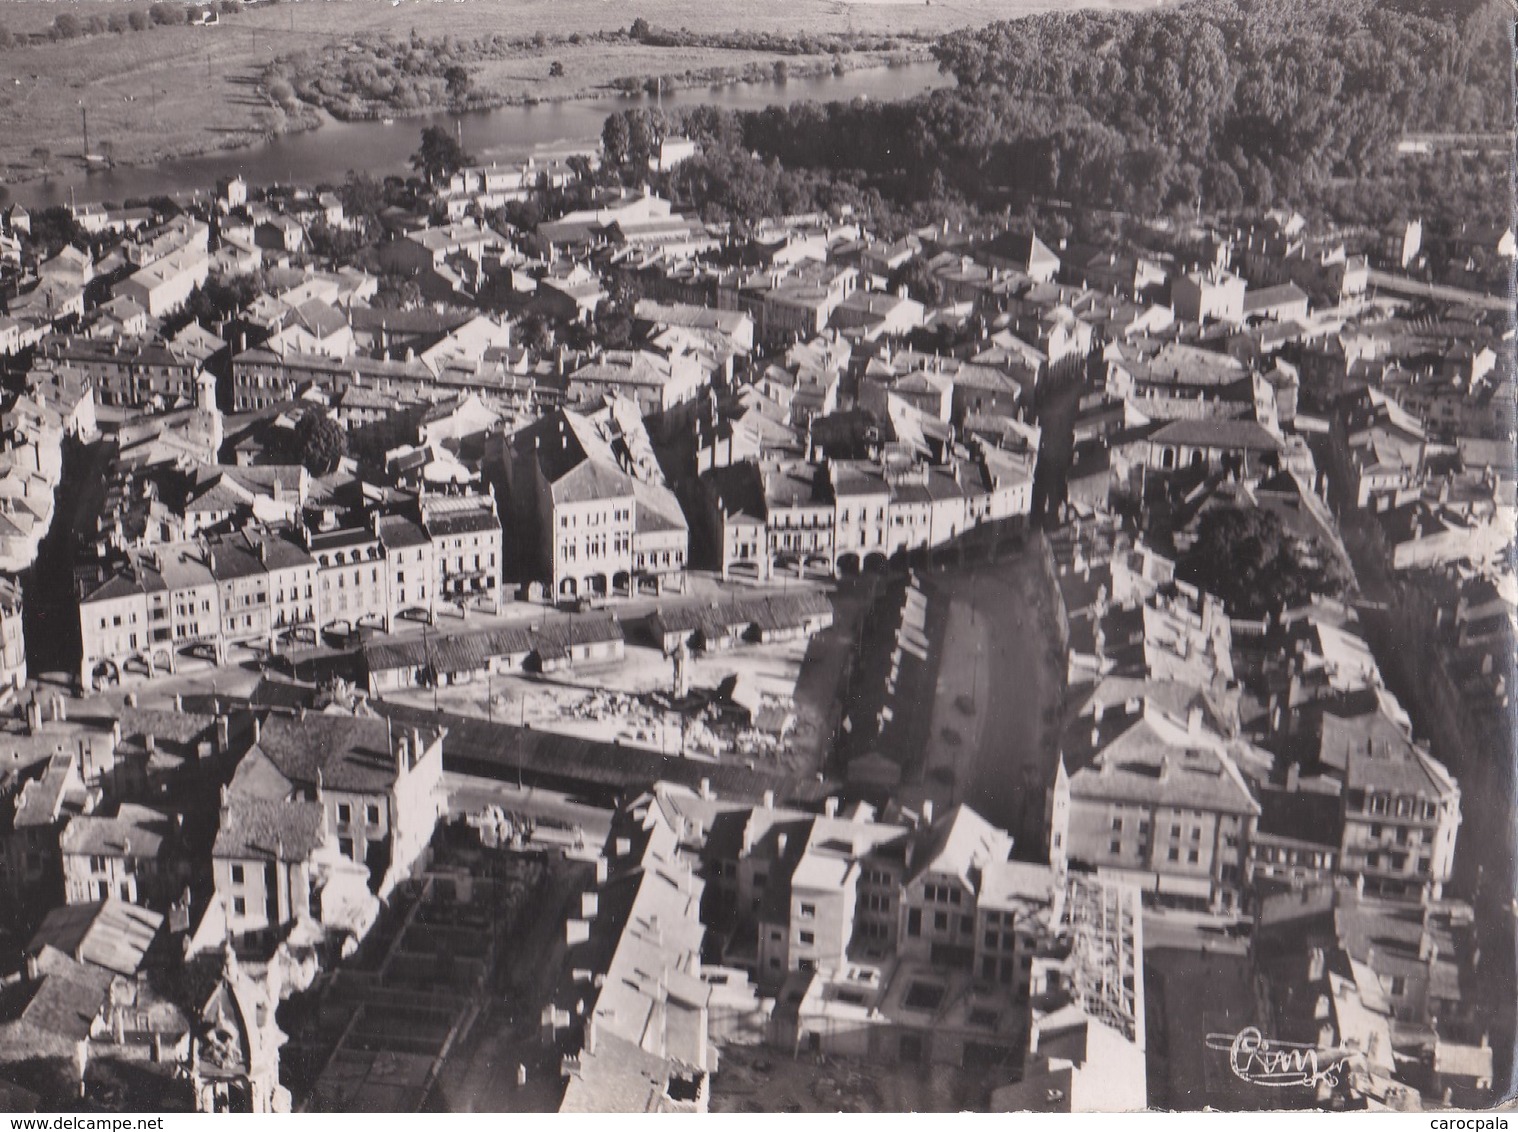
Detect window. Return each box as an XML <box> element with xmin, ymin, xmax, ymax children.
<box><xmin>366</xmin><ymin>804</ymin><xmax>380</xmax><ymax>824</ymax></box>
<box><xmin>339</xmin><ymin>837</ymin><xmax>355</xmax><ymax>859</ymax></box>
<box><xmin>233</xmin><ymin>897</ymin><xmax>246</xmax><ymax>916</ymax></box>
<box><xmin>1168</xmin><ymin>847</ymin><xmax>1180</xmax><ymax>863</ymax></box>
<box><xmin>798</xmin><ymin>931</ymin><xmax>815</xmax><ymax>946</ymax></box>
<box><xmin>985</xmin><ymin>929</ymin><xmax>999</xmax><ymax>949</ymax></box>
<box><xmin>799</xmin><ymin>902</ymin><xmax>816</xmax><ymax>918</ymax></box>
<box><xmin>1111</xmin><ymin>816</ymin><xmax>1124</xmax><ymax>831</ymax></box>
<box><xmin>337</xmin><ymin>803</ymin><xmax>352</xmax><ymax>824</ymax></box>
<box><xmin>907</xmin><ymin>909</ymin><xmax>922</xmax><ymax>937</ymax></box>
<box><xmin>1187</xmin><ymin>849</ymin><xmax>1200</xmax><ymax>864</ymax></box>
<box><xmin>231</xmin><ymin>865</ymin><xmax>244</xmax><ymax>884</ymax></box>
<box><xmin>1191</xmin><ymin>827</ymin><xmax>1202</xmax><ymax>841</ymax></box>
<box><xmin>934</xmin><ymin>911</ymin><xmax>949</xmax><ymax>932</ymax></box>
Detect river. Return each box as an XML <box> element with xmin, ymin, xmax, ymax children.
<box><xmin>12</xmin><ymin>60</ymin><xmax>947</xmax><ymax>210</ymax></box>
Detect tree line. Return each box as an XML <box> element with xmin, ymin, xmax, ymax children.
<box><xmin>599</xmin><ymin>0</ymin><xmax>1511</xmax><ymax>230</ymax></box>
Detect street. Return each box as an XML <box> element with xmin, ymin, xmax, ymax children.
<box><xmin>444</xmin><ymin>772</ymin><xmax>615</xmax><ymax>845</ymax></box>
<box><xmin>907</xmin><ymin>538</ymin><xmax>1065</xmax><ymax>851</ymax></box>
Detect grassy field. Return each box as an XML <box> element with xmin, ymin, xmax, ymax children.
<box><xmin>0</xmin><ymin>0</ymin><xmax>1161</xmax><ymax>187</ymax></box>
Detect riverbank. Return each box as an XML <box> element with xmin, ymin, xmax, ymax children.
<box><xmin>281</xmin><ymin>43</ymin><xmax>932</xmax><ymax>127</ymax></box>
<box><xmin>0</xmin><ymin>51</ymin><xmax>929</xmax><ymax>197</ymax></box>
<box><xmin>0</xmin><ymin>0</ymin><xmax>1161</xmax><ymax>195</ymax></box>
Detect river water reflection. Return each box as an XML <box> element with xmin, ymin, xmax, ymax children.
<box><xmin>11</xmin><ymin>60</ymin><xmax>947</xmax><ymax>209</ymax></box>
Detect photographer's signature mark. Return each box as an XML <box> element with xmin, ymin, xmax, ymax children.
<box><xmin>1205</xmin><ymin>1027</ymin><xmax>1362</xmax><ymax>1089</ymax></box>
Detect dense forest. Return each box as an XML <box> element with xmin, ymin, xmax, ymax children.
<box><xmin>607</xmin><ymin>0</ymin><xmax>1512</xmax><ymax>229</ymax></box>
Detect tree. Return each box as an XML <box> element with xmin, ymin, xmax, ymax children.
<box><xmin>30</xmin><ymin>147</ymin><xmax>52</xmax><ymax>176</ymax></box>
<box><xmin>373</xmin><ymin>275</ymin><xmax>422</xmax><ymax>310</ymax></box>
<box><xmin>1177</xmin><ymin>505</ymin><xmax>1350</xmax><ymax>618</ymax></box>
<box><xmin>295</xmin><ymin>408</ymin><xmax>347</xmax><ymax>475</ymax></box>
<box><xmin>629</xmin><ymin>18</ymin><xmax>651</xmax><ymax>40</ymax></box>
<box><xmin>128</xmin><ymin>9</ymin><xmax>150</xmax><ymax>31</ymax></box>
<box><xmin>443</xmin><ymin>64</ymin><xmax>472</xmax><ymax>104</ymax></box>
<box><xmin>549</xmin><ymin>60</ymin><xmax>565</xmax><ymax>78</ymax></box>
<box><xmin>516</xmin><ymin>313</ymin><xmax>554</xmax><ymax>352</ymax></box>
<box><xmin>601</xmin><ymin>113</ymin><xmax>630</xmax><ymax>167</ymax></box>
<box><xmin>0</xmin><ymin>23</ymin><xmax>12</xmax><ymax>49</ymax></box>
<box><xmin>52</xmin><ymin>13</ymin><xmax>82</xmax><ymax>39</ymax></box>
<box><xmin>410</xmin><ymin>125</ymin><xmax>471</xmax><ymax>184</ymax></box>
<box><xmin>339</xmin><ymin>170</ymin><xmax>386</xmax><ymax>229</ymax></box>
<box><xmin>888</xmin><ymin>258</ymin><xmax>944</xmax><ymax>306</ymax></box>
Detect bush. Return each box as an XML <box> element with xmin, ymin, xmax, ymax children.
<box><xmin>108</xmin><ymin>12</ymin><xmax>129</xmax><ymax>33</ymax></box>
<box><xmin>267</xmin><ymin>77</ymin><xmax>297</xmax><ymax>108</ymax></box>
<box><xmin>52</xmin><ymin>13</ymin><xmax>83</xmax><ymax>39</ymax></box>
<box><xmin>128</xmin><ymin>10</ymin><xmax>150</xmax><ymax>31</ymax></box>
<box><xmin>0</xmin><ymin>24</ymin><xmax>12</xmax><ymax>49</ymax></box>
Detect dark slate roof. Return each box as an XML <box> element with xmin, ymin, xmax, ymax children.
<box><xmin>250</xmin><ymin>714</ymin><xmax>426</xmax><ymax>794</ymax></box>
<box><xmin>213</xmin><ymin>796</ymin><xmax>326</xmax><ymax>861</ymax></box>
<box><xmin>1148</xmin><ymin>418</ymin><xmax>1284</xmax><ymax>451</ymax></box>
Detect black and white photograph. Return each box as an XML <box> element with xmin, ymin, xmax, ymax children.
<box><xmin>0</xmin><ymin>0</ymin><xmax>1512</xmax><ymax>1117</ymax></box>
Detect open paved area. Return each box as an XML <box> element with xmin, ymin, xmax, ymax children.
<box><xmin>904</xmin><ymin>539</ymin><xmax>1065</xmax><ymax>851</ymax></box>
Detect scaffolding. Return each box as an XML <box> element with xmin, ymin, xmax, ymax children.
<box><xmin>1056</xmin><ymin>876</ymin><xmax>1145</xmax><ymax>1046</ymax></box>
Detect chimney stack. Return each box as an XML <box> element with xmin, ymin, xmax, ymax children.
<box><xmin>921</xmin><ymin>799</ymin><xmax>935</xmax><ymax>826</ymax></box>
<box><xmin>824</xmin><ymin>797</ymin><xmax>839</xmax><ymax>818</ymax></box>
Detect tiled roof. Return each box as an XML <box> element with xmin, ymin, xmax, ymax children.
<box><xmin>26</xmin><ymin>899</ymin><xmax>162</xmax><ymax>977</ymax></box>
<box><xmin>213</xmin><ymin>796</ymin><xmax>326</xmax><ymax>861</ymax></box>
<box><xmin>246</xmin><ymin>714</ymin><xmax>435</xmax><ymax>795</ymax></box>
<box><xmin>59</xmin><ymin>804</ymin><xmax>176</xmax><ymax>859</ymax></box>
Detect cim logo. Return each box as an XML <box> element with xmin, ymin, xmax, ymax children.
<box><xmin>1204</xmin><ymin>1027</ymin><xmax>1363</xmax><ymax>1090</ymax></box>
